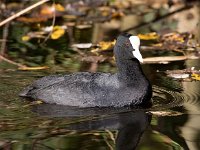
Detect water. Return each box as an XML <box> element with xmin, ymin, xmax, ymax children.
<box><xmin>0</xmin><ymin>59</ymin><xmax>200</xmax><ymax>150</ymax></box>
<box><xmin>0</xmin><ymin>1</ymin><xmax>200</xmax><ymax>149</ymax></box>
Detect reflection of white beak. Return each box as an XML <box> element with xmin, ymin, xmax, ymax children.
<box><xmin>132</xmin><ymin>48</ymin><xmax>143</xmax><ymax>63</ymax></box>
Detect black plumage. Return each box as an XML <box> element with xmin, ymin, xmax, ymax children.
<box><xmin>19</xmin><ymin>33</ymin><xmax>152</xmax><ymax>107</ymax></box>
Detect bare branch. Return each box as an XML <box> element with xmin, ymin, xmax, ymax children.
<box><xmin>0</xmin><ymin>0</ymin><xmax>50</xmax><ymax>27</ymax></box>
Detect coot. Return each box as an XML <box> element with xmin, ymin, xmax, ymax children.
<box><xmin>19</xmin><ymin>33</ymin><xmax>152</xmax><ymax>107</ymax></box>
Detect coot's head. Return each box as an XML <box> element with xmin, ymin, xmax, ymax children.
<box><xmin>114</xmin><ymin>33</ymin><xmax>143</xmax><ymax>63</ymax></box>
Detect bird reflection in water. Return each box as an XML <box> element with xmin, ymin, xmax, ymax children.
<box><xmin>33</xmin><ymin>104</ymin><xmax>152</xmax><ymax>150</ymax></box>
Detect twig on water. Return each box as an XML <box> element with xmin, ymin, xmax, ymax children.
<box><xmin>0</xmin><ymin>0</ymin><xmax>50</xmax><ymax>27</ymax></box>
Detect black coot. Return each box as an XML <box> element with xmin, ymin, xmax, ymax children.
<box><xmin>19</xmin><ymin>33</ymin><xmax>152</xmax><ymax>107</ymax></box>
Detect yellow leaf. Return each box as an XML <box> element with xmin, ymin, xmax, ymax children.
<box><xmin>54</xmin><ymin>4</ymin><xmax>65</xmax><ymax>12</ymax></box>
<box><xmin>99</xmin><ymin>40</ymin><xmax>116</xmax><ymax>51</ymax></box>
<box><xmin>23</xmin><ymin>100</ymin><xmax>43</xmax><ymax>108</ymax></box>
<box><xmin>22</xmin><ymin>35</ymin><xmax>30</xmax><ymax>41</ymax></box>
<box><xmin>152</xmin><ymin>43</ymin><xmax>163</xmax><ymax>47</ymax></box>
<box><xmin>138</xmin><ymin>32</ymin><xmax>159</xmax><ymax>40</ymax></box>
<box><xmin>191</xmin><ymin>73</ymin><xmax>200</xmax><ymax>81</ymax></box>
<box><xmin>51</xmin><ymin>26</ymin><xmax>65</xmax><ymax>40</ymax></box>
<box><xmin>18</xmin><ymin>66</ymin><xmax>49</xmax><ymax>71</ymax></box>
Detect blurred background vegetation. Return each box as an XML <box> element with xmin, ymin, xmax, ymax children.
<box><xmin>0</xmin><ymin>0</ymin><xmax>199</xmax><ymax>72</ymax></box>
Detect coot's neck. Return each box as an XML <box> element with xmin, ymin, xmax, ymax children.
<box><xmin>115</xmin><ymin>47</ymin><xmax>145</xmax><ymax>83</ymax></box>
<box><xmin>116</xmin><ymin>59</ymin><xmax>145</xmax><ymax>82</ymax></box>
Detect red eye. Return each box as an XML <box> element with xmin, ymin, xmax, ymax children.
<box><xmin>125</xmin><ymin>41</ymin><xmax>130</xmax><ymax>47</ymax></box>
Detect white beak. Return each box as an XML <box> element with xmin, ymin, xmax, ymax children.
<box><xmin>132</xmin><ymin>49</ymin><xmax>143</xmax><ymax>63</ymax></box>
<box><xmin>129</xmin><ymin>36</ymin><xmax>143</xmax><ymax>63</ymax></box>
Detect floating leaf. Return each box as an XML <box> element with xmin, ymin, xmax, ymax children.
<box><xmin>99</xmin><ymin>40</ymin><xmax>116</xmax><ymax>51</ymax></box>
<box><xmin>18</xmin><ymin>66</ymin><xmax>49</xmax><ymax>70</ymax></box>
<box><xmin>54</xmin><ymin>4</ymin><xmax>65</xmax><ymax>12</ymax></box>
<box><xmin>22</xmin><ymin>35</ymin><xmax>30</xmax><ymax>41</ymax></box>
<box><xmin>138</xmin><ymin>32</ymin><xmax>159</xmax><ymax>40</ymax></box>
<box><xmin>191</xmin><ymin>73</ymin><xmax>200</xmax><ymax>81</ymax></box>
<box><xmin>51</xmin><ymin>26</ymin><xmax>65</xmax><ymax>40</ymax></box>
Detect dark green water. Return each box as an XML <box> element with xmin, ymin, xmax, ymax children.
<box><xmin>0</xmin><ymin>59</ymin><xmax>200</xmax><ymax>150</ymax></box>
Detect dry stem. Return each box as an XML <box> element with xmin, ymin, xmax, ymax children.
<box><xmin>0</xmin><ymin>0</ymin><xmax>50</xmax><ymax>27</ymax></box>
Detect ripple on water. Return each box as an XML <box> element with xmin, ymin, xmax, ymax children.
<box><xmin>181</xmin><ymin>82</ymin><xmax>200</xmax><ymax>106</ymax></box>
<box><xmin>151</xmin><ymin>81</ymin><xmax>200</xmax><ymax>112</ymax></box>
<box><xmin>151</xmin><ymin>85</ymin><xmax>185</xmax><ymax>110</ymax></box>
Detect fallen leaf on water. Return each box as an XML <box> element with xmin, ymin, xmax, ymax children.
<box><xmin>54</xmin><ymin>4</ymin><xmax>65</xmax><ymax>12</ymax></box>
<box><xmin>138</xmin><ymin>32</ymin><xmax>159</xmax><ymax>40</ymax></box>
<box><xmin>18</xmin><ymin>66</ymin><xmax>49</xmax><ymax>71</ymax></box>
<box><xmin>22</xmin><ymin>35</ymin><xmax>30</xmax><ymax>41</ymax></box>
<box><xmin>51</xmin><ymin>26</ymin><xmax>66</xmax><ymax>40</ymax></box>
<box><xmin>99</xmin><ymin>40</ymin><xmax>116</xmax><ymax>51</ymax></box>
<box><xmin>165</xmin><ymin>68</ymin><xmax>200</xmax><ymax>81</ymax></box>
<box><xmin>191</xmin><ymin>73</ymin><xmax>200</xmax><ymax>81</ymax></box>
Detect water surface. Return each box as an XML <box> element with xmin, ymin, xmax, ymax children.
<box><xmin>0</xmin><ymin>59</ymin><xmax>200</xmax><ymax>150</ymax></box>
